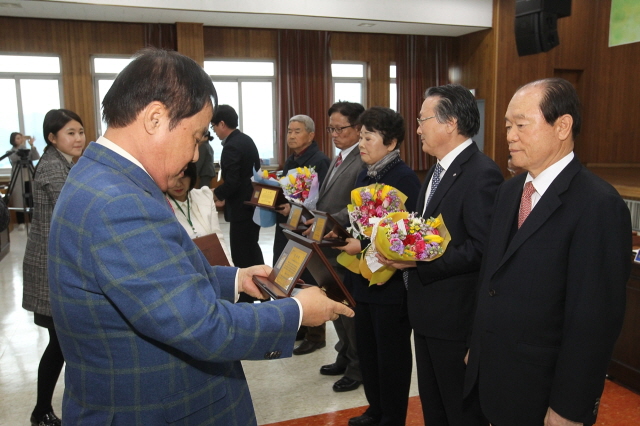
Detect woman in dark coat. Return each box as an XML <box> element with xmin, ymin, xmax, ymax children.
<box><xmin>22</xmin><ymin>109</ymin><xmax>85</xmax><ymax>426</ymax></box>
<box><xmin>338</xmin><ymin>107</ymin><xmax>421</xmax><ymax>426</ymax></box>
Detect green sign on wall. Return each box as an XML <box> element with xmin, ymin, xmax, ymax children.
<box><xmin>610</xmin><ymin>0</ymin><xmax>640</xmax><ymax>47</ymax></box>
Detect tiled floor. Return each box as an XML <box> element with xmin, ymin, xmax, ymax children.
<box><xmin>1</xmin><ymin>217</ymin><xmax>639</xmax><ymax>425</ymax></box>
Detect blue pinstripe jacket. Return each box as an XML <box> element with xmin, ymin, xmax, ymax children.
<box><xmin>49</xmin><ymin>142</ymin><xmax>300</xmax><ymax>425</ymax></box>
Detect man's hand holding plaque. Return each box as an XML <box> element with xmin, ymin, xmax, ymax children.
<box><xmin>239</xmin><ymin>265</ymin><xmax>354</xmax><ymax>325</ymax></box>
<box><xmin>237</xmin><ymin>265</ymin><xmax>272</xmax><ymax>300</ymax></box>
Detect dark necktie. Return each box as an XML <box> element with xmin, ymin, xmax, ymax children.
<box><xmin>334</xmin><ymin>153</ymin><xmax>343</xmax><ymax>168</ymax></box>
<box><xmin>518</xmin><ymin>182</ymin><xmax>536</xmax><ymax>228</ymax></box>
<box><xmin>425</xmin><ymin>163</ymin><xmax>444</xmax><ymax>208</ymax></box>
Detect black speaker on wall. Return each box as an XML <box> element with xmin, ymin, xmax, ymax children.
<box><xmin>515</xmin><ymin>0</ymin><xmax>572</xmax><ymax>56</ymax></box>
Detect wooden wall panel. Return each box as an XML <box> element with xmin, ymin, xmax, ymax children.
<box><xmin>177</xmin><ymin>22</ymin><xmax>204</xmax><ymax>66</ymax></box>
<box><xmin>479</xmin><ymin>0</ymin><xmax>640</xmax><ymax>173</ymax></box>
<box><xmin>583</xmin><ymin>0</ymin><xmax>640</xmax><ymax>164</ymax></box>
<box><xmin>203</xmin><ymin>27</ymin><xmax>277</xmax><ymax>59</ymax></box>
<box><xmin>458</xmin><ymin>28</ymin><xmax>496</xmax><ymax>157</ymax></box>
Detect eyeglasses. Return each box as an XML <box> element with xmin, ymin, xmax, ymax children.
<box><xmin>326</xmin><ymin>125</ymin><xmax>355</xmax><ymax>134</ymax></box>
<box><xmin>417</xmin><ymin>116</ymin><xmax>436</xmax><ymax>126</ymax></box>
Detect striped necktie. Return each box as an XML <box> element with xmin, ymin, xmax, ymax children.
<box><xmin>334</xmin><ymin>153</ymin><xmax>343</xmax><ymax>168</ymax></box>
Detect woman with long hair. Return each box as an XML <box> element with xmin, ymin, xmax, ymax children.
<box><xmin>22</xmin><ymin>109</ymin><xmax>85</xmax><ymax>426</ymax></box>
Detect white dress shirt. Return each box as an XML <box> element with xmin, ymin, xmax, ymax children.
<box><xmin>422</xmin><ymin>139</ymin><xmax>473</xmax><ymax>214</ymax></box>
<box><xmin>523</xmin><ymin>152</ymin><xmax>574</xmax><ymax>211</ymax></box>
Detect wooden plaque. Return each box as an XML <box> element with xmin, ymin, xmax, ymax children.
<box><xmin>280</xmin><ymin>203</ymin><xmax>313</xmax><ymax>231</ymax></box>
<box><xmin>283</xmin><ymin>229</ymin><xmax>355</xmax><ymax>307</ymax></box>
<box><xmin>244</xmin><ymin>182</ymin><xmax>288</xmax><ymax>209</ymax></box>
<box><xmin>253</xmin><ymin>240</ymin><xmax>313</xmax><ymax>300</ymax></box>
<box><xmin>192</xmin><ymin>233</ymin><xmax>231</xmax><ymax>266</ymax></box>
<box><xmin>308</xmin><ymin>210</ymin><xmax>350</xmax><ymax>247</ymax></box>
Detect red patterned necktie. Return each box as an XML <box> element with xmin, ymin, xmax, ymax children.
<box><xmin>334</xmin><ymin>153</ymin><xmax>343</xmax><ymax>168</ymax></box>
<box><xmin>518</xmin><ymin>181</ymin><xmax>536</xmax><ymax>228</ymax></box>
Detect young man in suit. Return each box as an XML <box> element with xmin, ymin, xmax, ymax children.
<box><xmin>48</xmin><ymin>49</ymin><xmax>353</xmax><ymax>426</ymax></box>
<box><xmin>212</xmin><ymin>105</ymin><xmax>264</xmax><ymax>274</ymax></box>
<box><xmin>383</xmin><ymin>84</ymin><xmax>503</xmax><ymax>426</ymax></box>
<box><xmin>312</xmin><ymin>101</ymin><xmax>365</xmax><ymax>392</ymax></box>
<box><xmin>465</xmin><ymin>78</ymin><xmax>631</xmax><ymax>426</ymax></box>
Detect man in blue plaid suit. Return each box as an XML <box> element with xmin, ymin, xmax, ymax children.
<box><xmin>48</xmin><ymin>49</ymin><xmax>353</xmax><ymax>426</ymax></box>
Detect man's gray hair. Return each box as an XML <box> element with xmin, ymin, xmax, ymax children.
<box><xmin>289</xmin><ymin>115</ymin><xmax>315</xmax><ymax>133</ymax></box>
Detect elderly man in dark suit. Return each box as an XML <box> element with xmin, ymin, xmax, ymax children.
<box><xmin>383</xmin><ymin>84</ymin><xmax>503</xmax><ymax>426</ymax></box>
<box><xmin>48</xmin><ymin>49</ymin><xmax>353</xmax><ymax>426</ymax></box>
<box><xmin>311</xmin><ymin>101</ymin><xmax>366</xmax><ymax>392</ymax></box>
<box><xmin>273</xmin><ymin>114</ymin><xmax>330</xmax><ymax>266</ymax></box>
<box><xmin>212</xmin><ymin>105</ymin><xmax>264</xmax><ymax>274</ymax></box>
<box><xmin>464</xmin><ymin>78</ymin><xmax>631</xmax><ymax>426</ymax></box>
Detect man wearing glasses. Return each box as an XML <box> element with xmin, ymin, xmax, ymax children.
<box><xmin>307</xmin><ymin>101</ymin><xmax>366</xmax><ymax>393</ymax></box>
<box><xmin>383</xmin><ymin>85</ymin><xmax>503</xmax><ymax>425</ymax></box>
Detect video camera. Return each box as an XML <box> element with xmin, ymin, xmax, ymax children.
<box><xmin>15</xmin><ymin>148</ymin><xmax>32</xmax><ymax>159</ymax></box>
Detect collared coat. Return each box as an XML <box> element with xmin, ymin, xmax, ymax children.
<box><xmin>49</xmin><ymin>142</ymin><xmax>300</xmax><ymax>425</ymax></box>
<box><xmin>22</xmin><ymin>146</ymin><xmax>71</xmax><ymax>317</ymax></box>
<box><xmin>465</xmin><ymin>156</ymin><xmax>631</xmax><ymax>426</ymax></box>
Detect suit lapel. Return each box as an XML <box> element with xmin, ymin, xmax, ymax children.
<box><xmin>422</xmin><ymin>143</ymin><xmax>479</xmax><ymax>218</ymax></box>
<box><xmin>320</xmin><ymin>149</ymin><xmax>359</xmax><ymax>196</ymax></box>
<box><xmin>492</xmin><ymin>157</ymin><xmax>582</xmax><ymax>274</ymax></box>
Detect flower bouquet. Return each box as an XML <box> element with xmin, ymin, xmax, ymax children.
<box><xmin>359</xmin><ymin>212</ymin><xmax>451</xmax><ymax>286</ymax></box>
<box><xmin>347</xmin><ymin>184</ymin><xmax>407</xmax><ymax>239</ymax></box>
<box><xmin>251</xmin><ymin>168</ymin><xmax>281</xmax><ymax>227</ymax></box>
<box><xmin>337</xmin><ymin>184</ymin><xmax>407</xmax><ymax>274</ymax></box>
<box><xmin>279</xmin><ymin>166</ymin><xmax>320</xmax><ymax>210</ymax></box>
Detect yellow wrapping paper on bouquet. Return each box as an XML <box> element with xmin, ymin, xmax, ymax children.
<box><xmin>337</xmin><ymin>184</ymin><xmax>409</xmax><ymax>274</ymax></box>
<box><xmin>358</xmin><ymin>212</ymin><xmax>451</xmax><ymax>286</ymax></box>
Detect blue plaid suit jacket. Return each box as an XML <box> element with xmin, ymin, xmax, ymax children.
<box><xmin>49</xmin><ymin>142</ymin><xmax>300</xmax><ymax>425</ymax></box>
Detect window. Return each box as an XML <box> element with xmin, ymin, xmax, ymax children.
<box><xmin>92</xmin><ymin>56</ymin><xmax>133</xmax><ymax>137</ymax></box>
<box><xmin>204</xmin><ymin>60</ymin><xmax>276</xmax><ymax>163</ymax></box>
<box><xmin>390</xmin><ymin>64</ymin><xmax>397</xmax><ymax>111</ymax></box>
<box><xmin>0</xmin><ymin>55</ymin><xmax>63</xmax><ymax>171</ymax></box>
<box><xmin>332</xmin><ymin>62</ymin><xmax>366</xmax><ymax>106</ymax></box>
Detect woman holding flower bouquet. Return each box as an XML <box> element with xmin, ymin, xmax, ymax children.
<box><xmin>337</xmin><ymin>107</ymin><xmax>421</xmax><ymax>426</ymax></box>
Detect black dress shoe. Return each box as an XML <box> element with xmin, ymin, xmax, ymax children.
<box><xmin>320</xmin><ymin>362</ymin><xmax>347</xmax><ymax>376</ymax></box>
<box><xmin>333</xmin><ymin>376</ymin><xmax>361</xmax><ymax>392</ymax></box>
<box><xmin>30</xmin><ymin>411</ymin><xmax>61</xmax><ymax>426</ymax></box>
<box><xmin>293</xmin><ymin>339</ymin><xmax>326</xmax><ymax>355</ymax></box>
<box><xmin>348</xmin><ymin>413</ymin><xmax>379</xmax><ymax>426</ymax></box>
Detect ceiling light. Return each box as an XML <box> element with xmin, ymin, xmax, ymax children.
<box><xmin>358</xmin><ymin>23</ymin><xmax>375</xmax><ymax>27</ymax></box>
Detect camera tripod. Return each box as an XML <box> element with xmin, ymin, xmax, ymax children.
<box><xmin>1</xmin><ymin>151</ymin><xmax>36</xmax><ymax>233</ymax></box>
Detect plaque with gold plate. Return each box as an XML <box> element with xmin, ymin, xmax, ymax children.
<box><xmin>244</xmin><ymin>182</ymin><xmax>288</xmax><ymax>210</ymax></box>
<box><xmin>279</xmin><ymin>203</ymin><xmax>314</xmax><ymax>232</ymax></box>
<box><xmin>308</xmin><ymin>210</ymin><xmax>350</xmax><ymax>247</ymax></box>
<box><xmin>252</xmin><ymin>240</ymin><xmax>313</xmax><ymax>300</ymax></box>
<box><xmin>283</xmin><ymin>229</ymin><xmax>355</xmax><ymax>307</ymax></box>
<box><xmin>252</xmin><ymin>233</ymin><xmax>355</xmax><ymax>307</ymax></box>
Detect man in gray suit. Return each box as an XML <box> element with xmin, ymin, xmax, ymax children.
<box><xmin>305</xmin><ymin>101</ymin><xmax>365</xmax><ymax>392</ymax></box>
